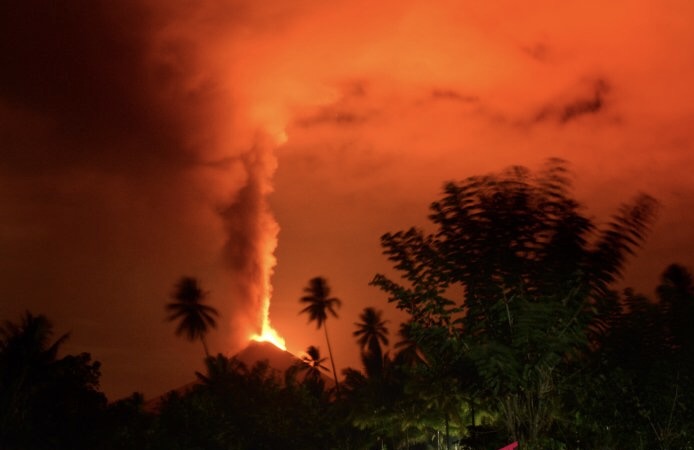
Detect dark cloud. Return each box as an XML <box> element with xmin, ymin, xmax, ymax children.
<box><xmin>294</xmin><ymin>83</ymin><xmax>376</xmax><ymax>128</ymax></box>
<box><xmin>531</xmin><ymin>78</ymin><xmax>610</xmax><ymax>124</ymax></box>
<box><xmin>559</xmin><ymin>78</ymin><xmax>609</xmax><ymax>123</ymax></box>
<box><xmin>522</xmin><ymin>42</ymin><xmax>552</xmax><ymax>62</ymax></box>
<box><xmin>0</xmin><ymin>0</ymin><xmax>233</xmax><ymax>178</ymax></box>
<box><xmin>430</xmin><ymin>89</ymin><xmax>478</xmax><ymax>103</ymax></box>
<box><xmin>0</xmin><ymin>0</ymin><xmax>268</xmax><ymax>398</ymax></box>
<box><xmin>295</xmin><ymin>108</ymin><xmax>372</xmax><ymax>127</ymax></box>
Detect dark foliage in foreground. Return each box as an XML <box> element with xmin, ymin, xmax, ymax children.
<box><xmin>0</xmin><ymin>312</ymin><xmax>106</xmax><ymax>450</ymax></box>
<box><xmin>2</xmin><ymin>160</ymin><xmax>694</xmax><ymax>449</ymax></box>
<box><xmin>99</xmin><ymin>356</ymin><xmax>366</xmax><ymax>450</ymax></box>
<box><xmin>367</xmin><ymin>160</ymin><xmax>690</xmax><ymax>449</ymax></box>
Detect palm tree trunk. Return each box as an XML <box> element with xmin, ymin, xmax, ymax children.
<box><xmin>323</xmin><ymin>321</ymin><xmax>341</xmax><ymax>395</ymax></box>
<box><xmin>201</xmin><ymin>335</ymin><xmax>210</xmax><ymax>359</ymax></box>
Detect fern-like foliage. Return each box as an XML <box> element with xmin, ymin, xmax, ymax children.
<box><xmin>371</xmin><ymin>159</ymin><xmax>657</xmax><ymax>447</ymax></box>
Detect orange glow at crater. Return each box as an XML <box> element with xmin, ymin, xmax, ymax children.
<box><xmin>250</xmin><ymin>297</ymin><xmax>287</xmax><ymax>351</ymax></box>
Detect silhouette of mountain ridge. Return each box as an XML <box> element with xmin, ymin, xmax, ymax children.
<box><xmin>235</xmin><ymin>340</ymin><xmax>299</xmax><ymax>374</ymax></box>
<box><xmin>234</xmin><ymin>341</ymin><xmax>335</xmax><ymax>388</ymax></box>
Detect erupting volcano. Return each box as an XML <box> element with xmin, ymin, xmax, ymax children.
<box><xmin>3</xmin><ymin>0</ymin><xmax>694</xmax><ymax>402</ymax></box>
<box><xmin>220</xmin><ymin>134</ymin><xmax>288</xmax><ymax>353</ymax></box>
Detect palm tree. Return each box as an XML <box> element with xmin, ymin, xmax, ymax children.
<box><xmin>300</xmin><ymin>345</ymin><xmax>329</xmax><ymax>378</ymax></box>
<box><xmin>296</xmin><ymin>345</ymin><xmax>329</xmax><ymax>383</ymax></box>
<box><xmin>353</xmin><ymin>307</ymin><xmax>389</xmax><ymax>377</ymax></box>
<box><xmin>166</xmin><ymin>276</ymin><xmax>219</xmax><ymax>358</ymax></box>
<box><xmin>393</xmin><ymin>321</ymin><xmax>424</xmax><ymax>368</ymax></box>
<box><xmin>0</xmin><ymin>312</ymin><xmax>69</xmax><ymax>443</ymax></box>
<box><xmin>299</xmin><ymin>276</ymin><xmax>341</xmax><ymax>393</ymax></box>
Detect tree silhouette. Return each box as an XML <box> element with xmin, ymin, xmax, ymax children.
<box><xmin>0</xmin><ymin>312</ymin><xmax>70</xmax><ymax>445</ymax></box>
<box><xmin>290</xmin><ymin>345</ymin><xmax>330</xmax><ymax>398</ymax></box>
<box><xmin>393</xmin><ymin>322</ymin><xmax>424</xmax><ymax>368</ymax></box>
<box><xmin>372</xmin><ymin>159</ymin><xmax>658</xmax><ymax>446</ymax></box>
<box><xmin>586</xmin><ymin>278</ymin><xmax>694</xmax><ymax>449</ymax></box>
<box><xmin>195</xmin><ymin>354</ymin><xmax>248</xmax><ymax>389</ymax></box>
<box><xmin>353</xmin><ymin>307</ymin><xmax>389</xmax><ymax>377</ymax></box>
<box><xmin>299</xmin><ymin>277</ymin><xmax>342</xmax><ymax>394</ymax></box>
<box><xmin>657</xmin><ymin>264</ymin><xmax>694</xmax><ymax>352</ymax></box>
<box><xmin>296</xmin><ymin>346</ymin><xmax>329</xmax><ymax>381</ymax></box>
<box><xmin>166</xmin><ymin>276</ymin><xmax>219</xmax><ymax>358</ymax></box>
<box><xmin>0</xmin><ymin>312</ymin><xmax>105</xmax><ymax>449</ymax></box>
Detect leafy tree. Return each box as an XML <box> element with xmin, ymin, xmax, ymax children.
<box><xmin>28</xmin><ymin>352</ymin><xmax>106</xmax><ymax>450</ymax></box>
<box><xmin>657</xmin><ymin>263</ymin><xmax>694</xmax><ymax>353</ymax></box>
<box><xmin>195</xmin><ymin>353</ymin><xmax>248</xmax><ymax>392</ymax></box>
<box><xmin>299</xmin><ymin>276</ymin><xmax>342</xmax><ymax>394</ymax></box>
<box><xmin>372</xmin><ymin>159</ymin><xmax>657</xmax><ymax>447</ymax></box>
<box><xmin>102</xmin><ymin>392</ymin><xmax>154</xmax><ymax>450</ymax></box>
<box><xmin>580</xmin><ymin>267</ymin><xmax>694</xmax><ymax>450</ymax></box>
<box><xmin>166</xmin><ymin>276</ymin><xmax>219</xmax><ymax>358</ymax></box>
<box><xmin>0</xmin><ymin>312</ymin><xmax>105</xmax><ymax>450</ymax></box>
<box><xmin>150</xmin><ymin>353</ymin><xmax>340</xmax><ymax>450</ymax></box>
<box><xmin>347</xmin><ymin>316</ymin><xmax>458</xmax><ymax>450</ymax></box>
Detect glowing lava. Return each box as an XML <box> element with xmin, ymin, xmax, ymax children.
<box><xmin>244</xmin><ymin>132</ymin><xmax>287</xmax><ymax>352</ymax></box>
<box><xmin>250</xmin><ymin>297</ymin><xmax>286</xmax><ymax>350</ymax></box>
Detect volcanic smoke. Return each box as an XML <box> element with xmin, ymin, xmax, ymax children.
<box><xmin>221</xmin><ymin>135</ymin><xmax>286</xmax><ymax>351</ymax></box>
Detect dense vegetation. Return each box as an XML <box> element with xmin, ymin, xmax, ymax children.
<box><xmin>2</xmin><ymin>160</ymin><xmax>693</xmax><ymax>450</ymax></box>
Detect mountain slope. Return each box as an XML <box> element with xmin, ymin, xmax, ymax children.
<box><xmin>143</xmin><ymin>340</ymin><xmax>335</xmax><ymax>411</ymax></box>
<box><xmin>235</xmin><ymin>340</ymin><xmax>299</xmax><ymax>375</ymax></box>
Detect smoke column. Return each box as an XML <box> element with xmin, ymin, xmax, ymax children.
<box><xmin>220</xmin><ymin>135</ymin><xmax>286</xmax><ymax>350</ymax></box>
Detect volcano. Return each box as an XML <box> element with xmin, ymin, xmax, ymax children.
<box><xmin>236</xmin><ymin>340</ymin><xmax>300</xmax><ymax>374</ymax></box>
<box><xmin>143</xmin><ymin>341</ymin><xmax>332</xmax><ymax>411</ymax></box>
<box><xmin>237</xmin><ymin>341</ymin><xmax>336</xmax><ymax>388</ymax></box>
<box><xmin>234</xmin><ymin>341</ymin><xmax>335</xmax><ymax>388</ymax></box>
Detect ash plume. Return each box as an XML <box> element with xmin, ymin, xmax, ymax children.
<box><xmin>219</xmin><ymin>137</ymin><xmax>280</xmax><ymax>344</ymax></box>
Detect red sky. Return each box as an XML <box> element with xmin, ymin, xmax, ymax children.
<box><xmin>1</xmin><ymin>0</ymin><xmax>694</xmax><ymax>399</ymax></box>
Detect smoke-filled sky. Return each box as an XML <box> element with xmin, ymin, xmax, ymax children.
<box><xmin>2</xmin><ymin>0</ymin><xmax>694</xmax><ymax>399</ymax></box>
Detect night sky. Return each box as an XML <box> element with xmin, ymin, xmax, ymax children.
<box><xmin>2</xmin><ymin>0</ymin><xmax>693</xmax><ymax>400</ymax></box>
